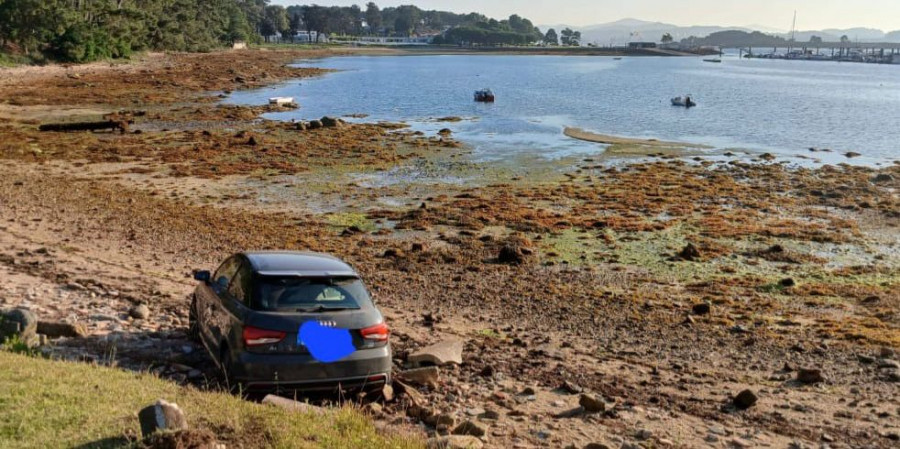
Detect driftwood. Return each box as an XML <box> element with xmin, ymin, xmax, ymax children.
<box><xmin>38</xmin><ymin>120</ymin><xmax>129</xmax><ymax>133</ymax></box>
<box><xmin>38</xmin><ymin>110</ymin><xmax>141</xmax><ymax>134</ymax></box>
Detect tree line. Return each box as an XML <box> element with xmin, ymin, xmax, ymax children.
<box><xmin>0</xmin><ymin>1</ymin><xmax>571</xmax><ymax>63</ymax></box>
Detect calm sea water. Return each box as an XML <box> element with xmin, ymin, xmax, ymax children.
<box><xmin>227</xmin><ymin>55</ymin><xmax>900</xmax><ymax>165</ymax></box>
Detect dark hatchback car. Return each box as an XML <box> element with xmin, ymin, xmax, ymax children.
<box><xmin>190</xmin><ymin>251</ymin><xmax>391</xmax><ymax>393</ymax></box>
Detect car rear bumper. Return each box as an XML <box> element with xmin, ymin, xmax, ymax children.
<box><xmin>232</xmin><ymin>345</ymin><xmax>392</xmax><ymax>392</ymax></box>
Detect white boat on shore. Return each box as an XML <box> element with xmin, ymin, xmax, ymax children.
<box><xmin>269</xmin><ymin>97</ymin><xmax>294</xmax><ymax>105</ymax></box>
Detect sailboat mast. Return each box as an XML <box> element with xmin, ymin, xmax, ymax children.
<box><xmin>789</xmin><ymin>10</ymin><xmax>797</xmax><ymax>53</ymax></box>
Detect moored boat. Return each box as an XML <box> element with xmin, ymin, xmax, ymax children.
<box><xmin>474</xmin><ymin>88</ymin><xmax>495</xmax><ymax>103</ymax></box>
<box><xmin>671</xmin><ymin>95</ymin><xmax>696</xmax><ymax>108</ymax></box>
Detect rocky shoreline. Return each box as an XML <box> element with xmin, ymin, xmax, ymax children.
<box><xmin>1</xmin><ymin>48</ymin><xmax>898</xmax><ymax>449</ymax></box>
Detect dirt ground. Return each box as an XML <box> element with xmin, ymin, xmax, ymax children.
<box><xmin>1</xmin><ymin>48</ymin><xmax>898</xmax><ymax>449</ymax></box>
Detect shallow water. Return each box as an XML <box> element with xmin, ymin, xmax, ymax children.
<box><xmin>227</xmin><ymin>54</ymin><xmax>900</xmax><ymax>166</ymax></box>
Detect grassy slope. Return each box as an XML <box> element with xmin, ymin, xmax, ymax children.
<box><xmin>0</xmin><ymin>351</ymin><xmax>419</xmax><ymax>449</ymax></box>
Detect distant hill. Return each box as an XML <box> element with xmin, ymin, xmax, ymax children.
<box><xmin>539</xmin><ymin>18</ymin><xmax>900</xmax><ymax>45</ymax></box>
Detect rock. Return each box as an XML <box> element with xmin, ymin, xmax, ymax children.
<box><xmin>692</xmin><ymin>302</ymin><xmax>711</xmax><ymax>315</ymax></box>
<box><xmin>497</xmin><ymin>235</ymin><xmax>533</xmax><ymax>265</ymax></box>
<box><xmin>381</xmin><ymin>384</ymin><xmax>394</xmax><ymax>402</ymax></box>
<box><xmin>844</xmin><ymin>152</ymin><xmax>862</xmax><ymax>158</ymax></box>
<box><xmin>560</xmin><ymin>380</ymin><xmax>582</xmax><ymax>394</ymax></box>
<box><xmin>677</xmin><ymin>243</ymin><xmax>702</xmax><ymax>261</ymax></box>
<box><xmin>733</xmin><ymin>389</ymin><xmax>758</xmax><ymax>409</ymax></box>
<box><xmin>393</xmin><ymin>379</ymin><xmax>425</xmax><ymax>406</ymax></box>
<box><xmin>397</xmin><ymin>366</ymin><xmax>440</xmax><ymax>387</ymax></box>
<box><xmin>438</xmin><ymin>128</ymin><xmax>452</xmax><ymax>136</ymax></box>
<box><xmin>308</xmin><ymin>120</ymin><xmax>323</xmax><ymax>129</ymax></box>
<box><xmin>0</xmin><ymin>308</ymin><xmax>38</xmax><ymax>341</ymax></box>
<box><xmin>779</xmin><ymin>278</ymin><xmax>796</xmax><ymax>288</ymax></box>
<box><xmin>37</xmin><ymin>321</ymin><xmax>88</xmax><ymax>339</ymax></box>
<box><xmin>579</xmin><ymin>393</ymin><xmax>605</xmax><ymax>413</ymax></box>
<box><xmin>635</xmin><ymin>429</ymin><xmax>653</xmax><ymax>440</ymax></box>
<box><xmin>760</xmin><ymin>153</ymin><xmax>776</xmax><ymax>161</ymax></box>
<box><xmin>365</xmin><ymin>402</ymin><xmax>383</xmax><ymax>414</ymax></box>
<box><xmin>479</xmin><ymin>409</ymin><xmax>500</xmax><ymax>420</ymax></box>
<box><xmin>261</xmin><ymin>395</ymin><xmax>324</xmax><ymax>414</ymax></box>
<box><xmin>878</xmin><ymin>359</ymin><xmax>900</xmax><ymax>369</ymax></box>
<box><xmin>452</xmin><ymin>420</ymin><xmax>487</xmax><ymax>437</ymax></box>
<box><xmin>138</xmin><ymin>399</ymin><xmax>188</xmax><ymax>437</ymax></box>
<box><xmin>321</xmin><ymin>116</ymin><xmax>343</xmax><ymax>128</ymax></box>
<box><xmin>426</xmin><ymin>435</ymin><xmax>484</xmax><ymax>449</ymax></box>
<box><xmin>881</xmin><ymin>347</ymin><xmax>896</xmax><ymax>358</ymax></box>
<box><xmin>408</xmin><ymin>340</ymin><xmax>464</xmax><ymax>367</ymax></box>
<box><xmin>872</xmin><ymin>174</ymin><xmax>895</xmax><ymax>184</ymax></box>
<box><xmin>129</xmin><ymin>304</ymin><xmax>150</xmax><ymax>320</ymax></box>
<box><xmin>583</xmin><ymin>444</ymin><xmax>612</xmax><ymax>449</ymax></box>
<box><xmin>428</xmin><ymin>413</ymin><xmax>456</xmax><ymax>427</ymax></box>
<box><xmin>295</xmin><ymin>122</ymin><xmax>308</xmax><ymax>131</ymax></box>
<box><xmin>520</xmin><ymin>386</ymin><xmax>537</xmax><ymax>395</ymax></box>
<box><xmin>797</xmin><ymin>368</ymin><xmax>825</xmax><ymax>384</ymax></box>
<box><xmin>479</xmin><ymin>365</ymin><xmax>495</xmax><ymax>378</ymax></box>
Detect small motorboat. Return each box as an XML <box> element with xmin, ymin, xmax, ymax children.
<box><xmin>269</xmin><ymin>97</ymin><xmax>294</xmax><ymax>105</ymax></box>
<box><xmin>671</xmin><ymin>95</ymin><xmax>696</xmax><ymax>108</ymax></box>
<box><xmin>613</xmin><ymin>57</ymin><xmax>623</xmax><ymax>60</ymax></box>
<box><xmin>474</xmin><ymin>88</ymin><xmax>495</xmax><ymax>103</ymax></box>
<box><xmin>703</xmin><ymin>58</ymin><xmax>722</xmax><ymax>63</ymax></box>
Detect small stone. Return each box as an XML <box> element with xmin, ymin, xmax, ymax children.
<box><xmin>452</xmin><ymin>420</ymin><xmax>487</xmax><ymax>437</ymax></box>
<box><xmin>397</xmin><ymin>366</ymin><xmax>440</xmax><ymax>387</ymax></box>
<box><xmin>579</xmin><ymin>393</ymin><xmax>605</xmax><ymax>413</ymax></box>
<box><xmin>780</xmin><ymin>278</ymin><xmax>796</xmax><ymax>287</ymax></box>
<box><xmin>881</xmin><ymin>347</ymin><xmax>896</xmax><ymax>358</ymax></box>
<box><xmin>129</xmin><ymin>304</ymin><xmax>150</xmax><ymax>320</ymax></box>
<box><xmin>560</xmin><ymin>380</ymin><xmax>582</xmax><ymax>394</ymax></box>
<box><xmin>878</xmin><ymin>359</ymin><xmax>900</xmax><ymax>369</ymax></box>
<box><xmin>797</xmin><ymin>368</ymin><xmax>825</xmax><ymax>384</ymax></box>
<box><xmin>872</xmin><ymin>173</ymin><xmax>895</xmax><ymax>184</ymax></box>
<box><xmin>479</xmin><ymin>365</ymin><xmax>495</xmax><ymax>378</ymax></box>
<box><xmin>381</xmin><ymin>384</ymin><xmax>394</xmax><ymax>402</ymax></box>
<box><xmin>692</xmin><ymin>302</ymin><xmax>711</xmax><ymax>315</ymax></box>
<box><xmin>678</xmin><ymin>243</ymin><xmax>702</xmax><ymax>261</ymax></box>
<box><xmin>520</xmin><ymin>386</ymin><xmax>536</xmax><ymax>396</ymax></box>
<box><xmin>635</xmin><ymin>429</ymin><xmax>653</xmax><ymax>440</ymax></box>
<box><xmin>479</xmin><ymin>409</ymin><xmax>500</xmax><ymax>420</ymax></box>
<box><xmin>733</xmin><ymin>389</ymin><xmax>758</xmax><ymax>409</ymax></box>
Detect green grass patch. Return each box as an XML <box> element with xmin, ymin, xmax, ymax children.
<box><xmin>325</xmin><ymin>212</ymin><xmax>376</xmax><ymax>232</ymax></box>
<box><xmin>0</xmin><ymin>351</ymin><xmax>420</xmax><ymax>449</ymax></box>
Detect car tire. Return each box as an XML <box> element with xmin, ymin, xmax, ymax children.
<box><xmin>187</xmin><ymin>296</ymin><xmax>200</xmax><ymax>342</ymax></box>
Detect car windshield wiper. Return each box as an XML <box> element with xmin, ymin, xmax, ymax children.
<box><xmin>294</xmin><ymin>305</ymin><xmax>357</xmax><ymax>313</ymax></box>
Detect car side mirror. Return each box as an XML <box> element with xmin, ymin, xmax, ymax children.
<box><xmin>193</xmin><ymin>270</ymin><xmax>211</xmax><ymax>283</ymax></box>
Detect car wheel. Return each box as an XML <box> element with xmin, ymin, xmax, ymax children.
<box><xmin>187</xmin><ymin>296</ymin><xmax>200</xmax><ymax>342</ymax></box>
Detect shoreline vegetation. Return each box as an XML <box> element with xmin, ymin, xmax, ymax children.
<box><xmin>1</xmin><ymin>47</ymin><xmax>898</xmax><ymax>449</ymax></box>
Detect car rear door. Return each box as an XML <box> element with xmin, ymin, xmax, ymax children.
<box><xmin>201</xmin><ymin>256</ymin><xmax>240</xmax><ymax>356</ymax></box>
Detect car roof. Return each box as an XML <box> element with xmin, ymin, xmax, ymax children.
<box><xmin>242</xmin><ymin>251</ymin><xmax>359</xmax><ymax>278</ymax></box>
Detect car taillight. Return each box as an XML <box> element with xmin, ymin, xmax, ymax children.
<box><xmin>243</xmin><ymin>326</ymin><xmax>286</xmax><ymax>347</ymax></box>
<box><xmin>360</xmin><ymin>322</ymin><xmax>390</xmax><ymax>342</ymax></box>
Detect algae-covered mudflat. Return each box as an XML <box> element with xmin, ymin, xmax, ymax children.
<box><xmin>1</xmin><ymin>49</ymin><xmax>898</xmax><ymax>448</ymax></box>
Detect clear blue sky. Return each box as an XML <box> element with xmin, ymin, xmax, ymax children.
<box><xmin>269</xmin><ymin>0</ymin><xmax>900</xmax><ymax>31</ymax></box>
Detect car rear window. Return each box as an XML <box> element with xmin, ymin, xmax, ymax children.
<box><xmin>254</xmin><ymin>277</ymin><xmax>369</xmax><ymax>311</ymax></box>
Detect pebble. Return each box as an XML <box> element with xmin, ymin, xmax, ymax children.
<box><xmin>129</xmin><ymin>304</ymin><xmax>150</xmax><ymax>320</ymax></box>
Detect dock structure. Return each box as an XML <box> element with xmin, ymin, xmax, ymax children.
<box><xmin>740</xmin><ymin>42</ymin><xmax>900</xmax><ymax>64</ymax></box>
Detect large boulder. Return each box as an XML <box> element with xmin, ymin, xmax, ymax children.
<box><xmin>37</xmin><ymin>320</ymin><xmax>88</xmax><ymax>339</ymax></box>
<box><xmin>408</xmin><ymin>340</ymin><xmax>464</xmax><ymax>367</ymax></box>
<box><xmin>138</xmin><ymin>399</ymin><xmax>188</xmax><ymax>438</ymax></box>
<box><xmin>320</xmin><ymin>116</ymin><xmax>343</xmax><ymax>128</ymax></box>
<box><xmin>0</xmin><ymin>308</ymin><xmax>38</xmax><ymax>344</ymax></box>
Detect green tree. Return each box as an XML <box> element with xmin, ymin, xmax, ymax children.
<box><xmin>809</xmin><ymin>35</ymin><xmax>822</xmax><ymax>45</ymax></box>
<box><xmin>394</xmin><ymin>5</ymin><xmax>419</xmax><ymax>37</ymax></box>
<box><xmin>365</xmin><ymin>2</ymin><xmax>381</xmax><ymax>34</ymax></box>
<box><xmin>544</xmin><ymin>28</ymin><xmax>558</xmax><ymax>45</ymax></box>
<box><xmin>661</xmin><ymin>33</ymin><xmax>674</xmax><ymax>43</ymax></box>
<box><xmin>560</xmin><ymin>28</ymin><xmax>580</xmax><ymax>46</ymax></box>
<box><xmin>840</xmin><ymin>34</ymin><xmax>850</xmax><ymax>44</ymax></box>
